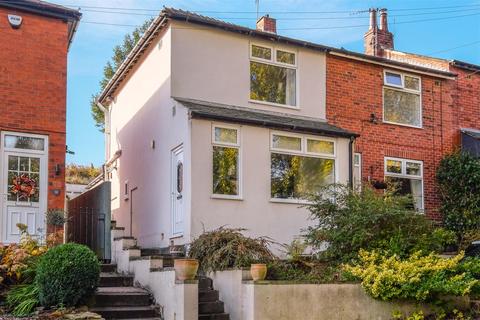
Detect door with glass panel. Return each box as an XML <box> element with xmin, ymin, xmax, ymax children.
<box><xmin>1</xmin><ymin>133</ymin><xmax>47</xmax><ymax>243</ymax></box>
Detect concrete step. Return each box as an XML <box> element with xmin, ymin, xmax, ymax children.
<box><xmin>198</xmin><ymin>313</ymin><xmax>230</xmax><ymax>320</ymax></box>
<box><xmin>198</xmin><ymin>276</ymin><xmax>213</xmax><ymax>291</ymax></box>
<box><xmin>199</xmin><ymin>301</ymin><xmax>225</xmax><ymax>314</ymax></box>
<box><xmin>99</xmin><ymin>273</ymin><xmax>134</xmax><ymax>287</ymax></box>
<box><xmin>199</xmin><ymin>290</ymin><xmax>219</xmax><ymax>303</ymax></box>
<box><xmin>91</xmin><ymin>306</ymin><xmax>157</xmax><ymax>319</ymax></box>
<box><xmin>100</xmin><ymin>264</ymin><xmax>117</xmax><ymax>273</ymax></box>
<box><xmin>93</xmin><ymin>287</ymin><xmax>151</xmax><ymax>307</ymax></box>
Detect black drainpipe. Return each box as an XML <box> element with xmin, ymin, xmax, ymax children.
<box><xmin>348</xmin><ymin>136</ymin><xmax>355</xmax><ymax>189</ymax></box>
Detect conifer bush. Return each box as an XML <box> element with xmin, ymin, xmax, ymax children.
<box><xmin>35</xmin><ymin>243</ymin><xmax>100</xmax><ymax>307</ymax></box>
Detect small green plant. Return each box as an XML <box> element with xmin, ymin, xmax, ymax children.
<box><xmin>188</xmin><ymin>228</ymin><xmax>275</xmax><ymax>273</ymax></box>
<box><xmin>46</xmin><ymin>209</ymin><xmax>67</xmax><ymax>227</ymax></box>
<box><xmin>344</xmin><ymin>250</ymin><xmax>480</xmax><ymax>302</ymax></box>
<box><xmin>35</xmin><ymin>243</ymin><xmax>100</xmax><ymax>307</ymax></box>
<box><xmin>6</xmin><ymin>283</ymin><xmax>40</xmax><ymax>316</ymax></box>
<box><xmin>304</xmin><ymin>184</ymin><xmax>451</xmax><ymax>262</ymax></box>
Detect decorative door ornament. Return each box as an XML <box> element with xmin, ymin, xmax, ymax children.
<box><xmin>11</xmin><ymin>174</ymin><xmax>37</xmax><ymax>200</ymax></box>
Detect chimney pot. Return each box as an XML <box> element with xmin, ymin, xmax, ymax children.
<box><xmin>369</xmin><ymin>8</ymin><xmax>377</xmax><ymax>30</ymax></box>
<box><xmin>379</xmin><ymin>8</ymin><xmax>388</xmax><ymax>31</ymax></box>
<box><xmin>256</xmin><ymin>15</ymin><xmax>277</xmax><ymax>34</ymax></box>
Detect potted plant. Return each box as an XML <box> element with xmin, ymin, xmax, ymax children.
<box><xmin>250</xmin><ymin>263</ymin><xmax>267</xmax><ymax>281</ymax></box>
<box><xmin>174</xmin><ymin>258</ymin><xmax>199</xmax><ymax>281</ymax></box>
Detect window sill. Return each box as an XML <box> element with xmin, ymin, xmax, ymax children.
<box><xmin>269</xmin><ymin>198</ymin><xmax>313</xmax><ymax>205</ymax></box>
<box><xmin>211</xmin><ymin>194</ymin><xmax>244</xmax><ymax>201</ymax></box>
<box><xmin>248</xmin><ymin>99</ymin><xmax>300</xmax><ymax>111</ymax></box>
<box><xmin>382</xmin><ymin>120</ymin><xmax>423</xmax><ymax>129</ymax></box>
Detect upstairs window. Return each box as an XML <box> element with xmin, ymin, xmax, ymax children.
<box><xmin>250</xmin><ymin>44</ymin><xmax>297</xmax><ymax>107</ymax></box>
<box><xmin>384</xmin><ymin>157</ymin><xmax>423</xmax><ymax>211</ymax></box>
<box><xmin>383</xmin><ymin>71</ymin><xmax>422</xmax><ymax>128</ymax></box>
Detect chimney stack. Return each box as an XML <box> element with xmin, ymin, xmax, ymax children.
<box><xmin>364</xmin><ymin>8</ymin><xmax>394</xmax><ymax>57</ymax></box>
<box><xmin>256</xmin><ymin>14</ymin><xmax>277</xmax><ymax>34</ymax></box>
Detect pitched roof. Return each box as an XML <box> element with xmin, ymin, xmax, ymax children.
<box><xmin>451</xmin><ymin>60</ymin><xmax>480</xmax><ymax>72</ymax></box>
<box><xmin>98</xmin><ymin>7</ymin><xmax>458</xmax><ymax>103</ymax></box>
<box><xmin>175</xmin><ymin>97</ymin><xmax>359</xmax><ymax>138</ymax></box>
<box><xmin>0</xmin><ymin>0</ymin><xmax>82</xmax><ymax>48</ymax></box>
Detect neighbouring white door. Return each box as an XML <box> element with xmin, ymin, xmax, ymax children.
<box><xmin>1</xmin><ymin>132</ymin><xmax>48</xmax><ymax>243</ymax></box>
<box><xmin>171</xmin><ymin>145</ymin><xmax>184</xmax><ymax>237</ymax></box>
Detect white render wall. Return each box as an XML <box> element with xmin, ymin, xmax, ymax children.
<box><xmin>108</xmin><ymin>26</ymin><xmax>192</xmax><ymax>248</ymax></box>
<box><xmin>171</xmin><ymin>21</ymin><xmax>328</xmax><ymax>119</ymax></box>
<box><xmin>190</xmin><ymin>118</ymin><xmax>351</xmax><ymax>250</ymax></box>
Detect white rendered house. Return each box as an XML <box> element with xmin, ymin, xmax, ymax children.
<box><xmin>98</xmin><ymin>8</ymin><xmax>358</xmax><ymax>252</ymax></box>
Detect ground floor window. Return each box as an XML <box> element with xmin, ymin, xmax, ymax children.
<box><xmin>270</xmin><ymin>132</ymin><xmax>335</xmax><ymax>201</ymax></box>
<box><xmin>384</xmin><ymin>157</ymin><xmax>423</xmax><ymax>211</ymax></box>
<box><xmin>212</xmin><ymin>125</ymin><xmax>240</xmax><ymax>197</ymax></box>
<box><xmin>353</xmin><ymin>153</ymin><xmax>362</xmax><ymax>190</ymax></box>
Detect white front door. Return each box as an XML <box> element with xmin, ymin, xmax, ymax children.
<box><xmin>171</xmin><ymin>145</ymin><xmax>184</xmax><ymax>237</ymax></box>
<box><xmin>1</xmin><ymin>132</ymin><xmax>48</xmax><ymax>243</ymax></box>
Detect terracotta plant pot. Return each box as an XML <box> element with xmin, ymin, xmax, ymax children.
<box><xmin>174</xmin><ymin>259</ymin><xmax>199</xmax><ymax>281</ymax></box>
<box><xmin>250</xmin><ymin>263</ymin><xmax>267</xmax><ymax>281</ymax></box>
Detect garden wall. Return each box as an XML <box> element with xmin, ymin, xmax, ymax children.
<box><xmin>209</xmin><ymin>269</ymin><xmax>465</xmax><ymax>320</ymax></box>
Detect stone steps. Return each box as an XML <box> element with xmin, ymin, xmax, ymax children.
<box><xmin>198</xmin><ymin>276</ymin><xmax>230</xmax><ymax>320</ymax></box>
<box><xmin>91</xmin><ymin>264</ymin><xmax>159</xmax><ymax>320</ymax></box>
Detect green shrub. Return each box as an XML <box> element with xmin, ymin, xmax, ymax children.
<box><xmin>188</xmin><ymin>228</ymin><xmax>275</xmax><ymax>273</ymax></box>
<box><xmin>344</xmin><ymin>250</ymin><xmax>480</xmax><ymax>302</ymax></box>
<box><xmin>35</xmin><ymin>243</ymin><xmax>100</xmax><ymax>307</ymax></box>
<box><xmin>304</xmin><ymin>185</ymin><xmax>455</xmax><ymax>262</ymax></box>
<box><xmin>437</xmin><ymin>151</ymin><xmax>480</xmax><ymax>240</ymax></box>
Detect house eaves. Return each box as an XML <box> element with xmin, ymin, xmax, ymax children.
<box><xmin>99</xmin><ymin>7</ymin><xmax>458</xmax><ymax>104</ymax></box>
<box><xmin>175</xmin><ymin>97</ymin><xmax>359</xmax><ymax>139</ymax></box>
<box><xmin>450</xmin><ymin>60</ymin><xmax>480</xmax><ymax>72</ymax></box>
<box><xmin>0</xmin><ymin>0</ymin><xmax>82</xmax><ymax>49</ymax></box>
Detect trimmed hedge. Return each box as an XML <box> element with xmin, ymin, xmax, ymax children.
<box><xmin>35</xmin><ymin>243</ymin><xmax>100</xmax><ymax>307</ymax></box>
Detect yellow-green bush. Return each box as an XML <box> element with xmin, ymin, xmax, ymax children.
<box><xmin>344</xmin><ymin>250</ymin><xmax>480</xmax><ymax>301</ymax></box>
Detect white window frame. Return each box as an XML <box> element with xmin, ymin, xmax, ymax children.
<box><xmin>384</xmin><ymin>157</ymin><xmax>424</xmax><ymax>211</ymax></box>
<box><xmin>382</xmin><ymin>70</ymin><xmax>423</xmax><ymax>129</ymax></box>
<box><xmin>353</xmin><ymin>153</ymin><xmax>362</xmax><ymax>190</ymax></box>
<box><xmin>249</xmin><ymin>42</ymin><xmax>299</xmax><ymax>109</ymax></box>
<box><xmin>270</xmin><ymin>131</ymin><xmax>337</xmax><ymax>204</ymax></box>
<box><xmin>211</xmin><ymin>124</ymin><xmax>242</xmax><ymax>200</ymax></box>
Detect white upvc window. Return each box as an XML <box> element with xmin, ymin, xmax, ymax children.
<box><xmin>250</xmin><ymin>43</ymin><xmax>298</xmax><ymax>108</ymax></box>
<box><xmin>383</xmin><ymin>70</ymin><xmax>422</xmax><ymax>128</ymax></box>
<box><xmin>270</xmin><ymin>131</ymin><xmax>336</xmax><ymax>202</ymax></box>
<box><xmin>353</xmin><ymin>153</ymin><xmax>362</xmax><ymax>191</ymax></box>
<box><xmin>384</xmin><ymin>157</ymin><xmax>424</xmax><ymax>211</ymax></box>
<box><xmin>211</xmin><ymin>125</ymin><xmax>241</xmax><ymax>199</ymax></box>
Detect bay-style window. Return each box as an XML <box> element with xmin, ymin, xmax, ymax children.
<box><xmin>212</xmin><ymin>125</ymin><xmax>240</xmax><ymax>198</ymax></box>
<box><xmin>383</xmin><ymin>70</ymin><xmax>422</xmax><ymax>127</ymax></box>
<box><xmin>250</xmin><ymin>44</ymin><xmax>297</xmax><ymax>107</ymax></box>
<box><xmin>384</xmin><ymin>157</ymin><xmax>423</xmax><ymax>211</ymax></box>
<box><xmin>270</xmin><ymin>132</ymin><xmax>335</xmax><ymax>201</ymax></box>
<box><xmin>353</xmin><ymin>153</ymin><xmax>362</xmax><ymax>190</ymax></box>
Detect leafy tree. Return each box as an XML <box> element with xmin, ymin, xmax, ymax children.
<box><xmin>90</xmin><ymin>19</ymin><xmax>153</xmax><ymax>131</ymax></box>
<box><xmin>436</xmin><ymin>151</ymin><xmax>480</xmax><ymax>241</ymax></box>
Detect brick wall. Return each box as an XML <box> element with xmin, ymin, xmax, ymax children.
<box><xmin>0</xmin><ymin>8</ymin><xmax>69</xmax><ymax>213</ymax></box>
<box><xmin>451</xmin><ymin>67</ymin><xmax>480</xmax><ymax>140</ymax></box>
<box><xmin>326</xmin><ymin>54</ymin><xmax>457</xmax><ymax>220</ymax></box>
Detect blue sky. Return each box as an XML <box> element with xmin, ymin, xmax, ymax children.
<box><xmin>60</xmin><ymin>0</ymin><xmax>480</xmax><ymax>167</ymax></box>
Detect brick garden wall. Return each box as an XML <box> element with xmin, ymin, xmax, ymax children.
<box><xmin>326</xmin><ymin>54</ymin><xmax>457</xmax><ymax>221</ymax></box>
<box><xmin>0</xmin><ymin>8</ymin><xmax>69</xmax><ymax>214</ymax></box>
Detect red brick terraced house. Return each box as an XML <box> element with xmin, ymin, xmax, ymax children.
<box><xmin>0</xmin><ymin>0</ymin><xmax>81</xmax><ymax>243</ymax></box>
<box><xmin>326</xmin><ymin>8</ymin><xmax>480</xmax><ymax>220</ymax></box>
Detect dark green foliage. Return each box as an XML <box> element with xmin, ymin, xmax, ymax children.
<box><xmin>436</xmin><ymin>151</ymin><xmax>480</xmax><ymax>240</ymax></box>
<box><xmin>91</xmin><ymin>19</ymin><xmax>153</xmax><ymax>131</ymax></box>
<box><xmin>188</xmin><ymin>228</ymin><xmax>275</xmax><ymax>273</ymax></box>
<box><xmin>35</xmin><ymin>243</ymin><xmax>100</xmax><ymax>307</ymax></box>
<box><xmin>6</xmin><ymin>283</ymin><xmax>39</xmax><ymax>316</ymax></box>
<box><xmin>46</xmin><ymin>209</ymin><xmax>67</xmax><ymax>227</ymax></box>
<box><xmin>304</xmin><ymin>184</ymin><xmax>456</xmax><ymax>263</ymax></box>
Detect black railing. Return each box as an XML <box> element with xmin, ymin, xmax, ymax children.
<box><xmin>66</xmin><ymin>181</ymin><xmax>111</xmax><ymax>261</ymax></box>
